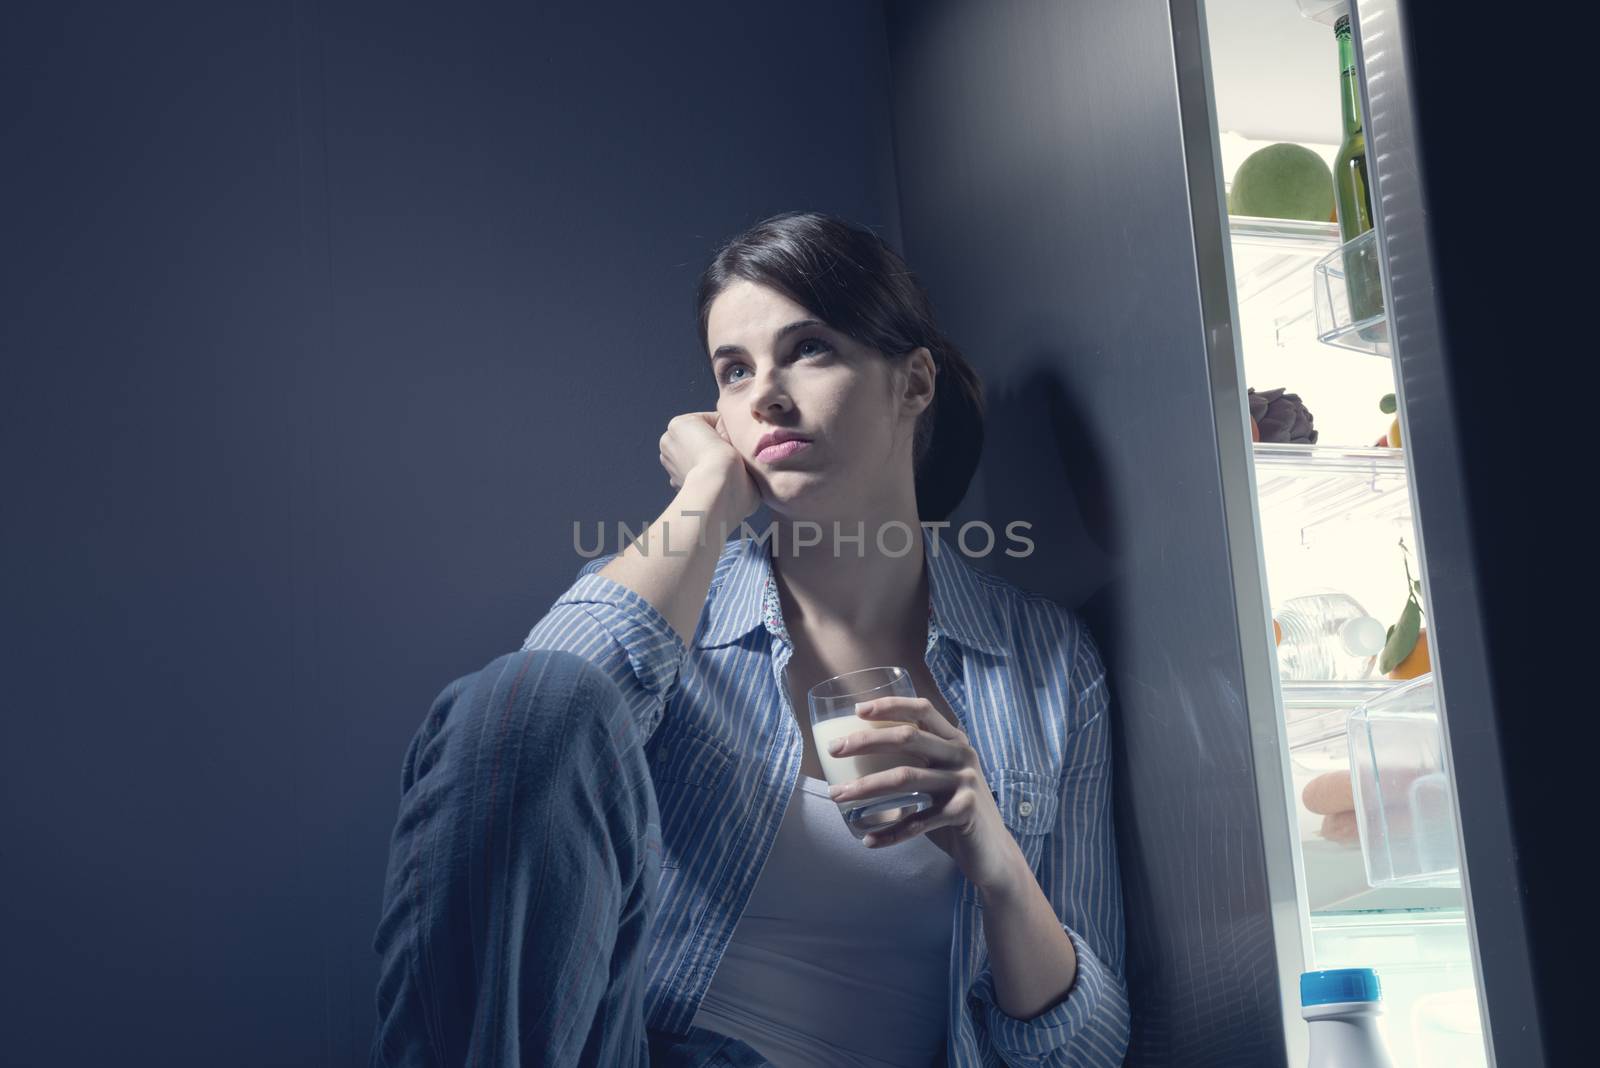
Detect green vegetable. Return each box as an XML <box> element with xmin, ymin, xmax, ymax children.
<box><xmin>1378</xmin><ymin>598</ymin><xmax>1421</xmax><ymax>674</ymax></box>
<box><xmin>1378</xmin><ymin>539</ymin><xmax>1425</xmax><ymax>675</ymax></box>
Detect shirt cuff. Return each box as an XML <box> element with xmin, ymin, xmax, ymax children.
<box><xmin>550</xmin><ymin>572</ymin><xmax>688</xmax><ymax>698</ymax></box>
<box><xmin>971</xmin><ymin>923</ymin><xmax>1131</xmax><ymax>1067</ymax></box>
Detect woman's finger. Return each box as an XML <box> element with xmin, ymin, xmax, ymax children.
<box><xmin>856</xmin><ymin>696</ymin><xmax>964</xmax><ymax>742</ymax></box>
<box><xmin>828</xmin><ymin>721</ymin><xmax>964</xmax><ymax>770</ymax></box>
<box><xmin>827</xmin><ymin>762</ymin><xmax>953</xmax><ymax>805</ymax></box>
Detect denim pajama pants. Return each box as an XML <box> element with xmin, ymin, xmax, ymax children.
<box><xmin>367</xmin><ymin>648</ymin><xmax>768</xmax><ymax>1067</ymax></box>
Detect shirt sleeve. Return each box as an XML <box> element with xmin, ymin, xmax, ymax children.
<box><xmin>519</xmin><ymin>551</ymin><xmax>689</xmax><ymax>744</ymax></box>
<box><xmin>968</xmin><ymin>615</ymin><xmax>1131</xmax><ymax>1067</ymax></box>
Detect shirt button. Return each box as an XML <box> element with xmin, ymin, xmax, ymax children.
<box><xmin>1018</xmin><ymin>800</ymin><xmax>1033</xmax><ymax>817</ymax></box>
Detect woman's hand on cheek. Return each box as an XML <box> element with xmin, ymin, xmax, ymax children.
<box><xmin>660</xmin><ymin>411</ymin><xmax>761</xmax><ymax>518</ymax></box>
<box><xmin>826</xmin><ymin>697</ymin><xmax>1023</xmax><ymax>894</ymax></box>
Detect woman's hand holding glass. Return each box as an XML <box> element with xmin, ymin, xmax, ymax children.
<box><xmin>826</xmin><ymin>696</ymin><xmax>1021</xmax><ymax>894</ymax></box>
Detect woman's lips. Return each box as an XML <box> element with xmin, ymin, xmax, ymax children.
<box><xmin>756</xmin><ymin>438</ymin><xmax>812</xmax><ymax>463</ymax></box>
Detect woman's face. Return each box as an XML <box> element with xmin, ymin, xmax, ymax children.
<box><xmin>706</xmin><ymin>280</ymin><xmax>933</xmax><ymax>520</ymax></box>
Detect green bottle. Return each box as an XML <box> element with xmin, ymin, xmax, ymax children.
<box><xmin>1333</xmin><ymin>15</ymin><xmax>1373</xmax><ymax>241</ymax></box>
<box><xmin>1332</xmin><ymin>14</ymin><xmax>1383</xmax><ymax>329</ymax></box>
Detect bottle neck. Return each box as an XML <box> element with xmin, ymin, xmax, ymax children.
<box><xmin>1338</xmin><ymin>30</ymin><xmax>1362</xmax><ymax>138</ymax></box>
<box><xmin>1304</xmin><ymin>1005</ymin><xmax>1393</xmax><ymax>1066</ymax></box>
<box><xmin>1304</xmin><ymin>999</ymin><xmax>1384</xmax><ymax>1021</ymax></box>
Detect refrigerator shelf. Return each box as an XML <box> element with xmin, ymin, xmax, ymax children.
<box><xmin>1313</xmin><ymin>228</ymin><xmax>1392</xmax><ymax>357</ymax></box>
<box><xmin>1294</xmin><ymin>0</ymin><xmax>1350</xmax><ymax>28</ymax></box>
<box><xmin>1253</xmin><ymin>440</ymin><xmax>1404</xmax><ymax>476</ymax></box>
<box><xmin>1227</xmin><ymin>215</ymin><xmax>1341</xmax><ymax>350</ymax></box>
<box><xmin>1285</xmin><ymin>681</ymin><xmax>1399</xmax><ymax>745</ymax></box>
<box><xmin>1310</xmin><ymin>910</ymin><xmax>1487</xmax><ymax>1068</ymax></box>
<box><xmin>1253</xmin><ymin>442</ymin><xmax>1411</xmax><ymax>535</ymax></box>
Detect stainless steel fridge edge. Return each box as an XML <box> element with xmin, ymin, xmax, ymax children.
<box><xmin>1167</xmin><ymin>2</ymin><xmax>1311</xmax><ymax>1063</ymax></box>
<box><xmin>1352</xmin><ymin>2</ymin><xmax>1543</xmax><ymax>1064</ymax></box>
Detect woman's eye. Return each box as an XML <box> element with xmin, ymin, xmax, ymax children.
<box><xmin>720</xmin><ymin>339</ymin><xmax>829</xmax><ymax>386</ymax></box>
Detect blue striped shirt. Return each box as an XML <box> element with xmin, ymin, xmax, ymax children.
<box><xmin>522</xmin><ymin>525</ymin><xmax>1130</xmax><ymax>1067</ymax></box>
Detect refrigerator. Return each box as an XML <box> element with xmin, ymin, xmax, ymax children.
<box><xmin>1200</xmin><ymin>3</ymin><xmax>1509</xmax><ymax>1066</ymax></box>
<box><xmin>880</xmin><ymin>0</ymin><xmax>1540</xmax><ymax>1064</ymax></box>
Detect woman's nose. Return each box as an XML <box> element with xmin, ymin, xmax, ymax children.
<box><xmin>747</xmin><ymin>368</ymin><xmax>791</xmax><ymax>414</ymax></box>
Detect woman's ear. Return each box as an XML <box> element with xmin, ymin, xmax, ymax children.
<box><xmin>901</xmin><ymin>347</ymin><xmax>936</xmax><ymax>417</ymax></box>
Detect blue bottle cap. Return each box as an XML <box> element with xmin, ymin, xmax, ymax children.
<box><xmin>1301</xmin><ymin>968</ymin><xmax>1382</xmax><ymax>1006</ymax></box>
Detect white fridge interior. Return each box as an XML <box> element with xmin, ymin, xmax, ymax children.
<box><xmin>1201</xmin><ymin>1</ymin><xmax>1489</xmax><ymax>1064</ymax></box>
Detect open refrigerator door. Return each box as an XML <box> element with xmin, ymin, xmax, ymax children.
<box><xmin>1196</xmin><ymin>1</ymin><xmax>1494</xmax><ymax>1064</ymax></box>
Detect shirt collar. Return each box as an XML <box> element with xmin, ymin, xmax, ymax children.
<box><xmin>693</xmin><ymin>525</ymin><xmax>1009</xmax><ymax>657</ymax></box>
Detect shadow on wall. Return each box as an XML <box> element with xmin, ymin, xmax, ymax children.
<box><xmin>982</xmin><ymin>361</ymin><xmax>1119</xmax><ymax>612</ymax></box>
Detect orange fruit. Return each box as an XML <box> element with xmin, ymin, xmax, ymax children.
<box><xmin>1273</xmin><ymin>617</ymin><xmax>1283</xmax><ymax>646</ymax></box>
<box><xmin>1385</xmin><ymin>626</ymin><xmax>1431</xmax><ymax>679</ymax></box>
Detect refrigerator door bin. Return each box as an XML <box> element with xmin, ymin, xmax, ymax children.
<box><xmin>1313</xmin><ymin>228</ymin><xmax>1391</xmax><ymax>356</ymax></box>
<box><xmin>1347</xmin><ymin>675</ymin><xmax>1462</xmax><ymax>888</ymax></box>
<box><xmin>1286</xmin><ymin>683</ymin><xmax>1462</xmax><ymax>913</ymax></box>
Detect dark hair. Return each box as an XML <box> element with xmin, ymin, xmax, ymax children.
<box><xmin>695</xmin><ymin>211</ymin><xmax>985</xmax><ymax>523</ymax></box>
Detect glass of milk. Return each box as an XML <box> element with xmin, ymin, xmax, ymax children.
<box><xmin>808</xmin><ymin>666</ymin><xmax>934</xmax><ymax>840</ymax></box>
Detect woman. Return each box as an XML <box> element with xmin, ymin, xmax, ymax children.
<box><xmin>369</xmin><ymin>212</ymin><xmax>1129</xmax><ymax>1067</ymax></box>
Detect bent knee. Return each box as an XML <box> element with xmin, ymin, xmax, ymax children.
<box><xmin>470</xmin><ymin>648</ymin><xmax>631</xmax><ymax>742</ymax></box>
<box><xmin>492</xmin><ymin>647</ymin><xmax>623</xmax><ymax>702</ymax></box>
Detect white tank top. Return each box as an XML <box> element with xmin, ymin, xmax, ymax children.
<box><xmin>690</xmin><ymin>773</ymin><xmax>963</xmax><ymax>1067</ymax></box>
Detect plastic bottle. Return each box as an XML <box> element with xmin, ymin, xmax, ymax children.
<box><xmin>1274</xmin><ymin>591</ymin><xmax>1387</xmax><ymax>681</ymax></box>
<box><xmin>1303</xmin><ymin>968</ymin><xmax>1396</xmax><ymax>1067</ymax></box>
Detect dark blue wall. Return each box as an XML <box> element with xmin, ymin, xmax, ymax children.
<box><xmin>2</xmin><ymin>2</ymin><xmax>901</xmax><ymax>1062</ymax></box>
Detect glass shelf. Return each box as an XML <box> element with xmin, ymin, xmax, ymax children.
<box><xmin>1295</xmin><ymin>0</ymin><xmax>1349</xmax><ymax>27</ymax></box>
<box><xmin>1228</xmin><ymin>216</ymin><xmax>1341</xmax><ymax>350</ymax></box>
<box><xmin>1313</xmin><ymin>228</ymin><xmax>1391</xmax><ymax>356</ymax></box>
<box><xmin>1285</xmin><ymin>681</ymin><xmax>1401</xmax><ymax>743</ymax></box>
<box><xmin>1311</xmin><ymin>910</ymin><xmax>1487</xmax><ymax>1068</ymax></box>
<box><xmin>1253</xmin><ymin>442</ymin><xmax>1410</xmax><ymax>536</ymax></box>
